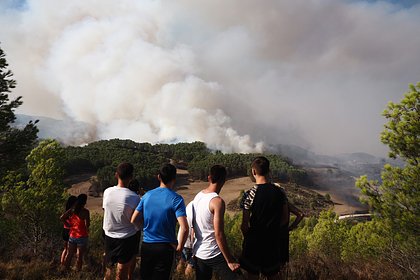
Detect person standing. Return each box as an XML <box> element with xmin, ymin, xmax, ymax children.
<box><xmin>192</xmin><ymin>165</ymin><xmax>240</xmax><ymax>280</ymax></box>
<box><xmin>176</xmin><ymin>201</ymin><xmax>195</xmax><ymax>278</ymax></box>
<box><xmin>240</xmin><ymin>156</ymin><xmax>289</xmax><ymax>280</ymax></box>
<box><xmin>131</xmin><ymin>163</ymin><xmax>188</xmax><ymax>280</ymax></box>
<box><xmin>103</xmin><ymin>162</ymin><xmax>140</xmax><ymax>280</ymax></box>
<box><xmin>61</xmin><ymin>194</ymin><xmax>90</xmax><ymax>272</ymax></box>
<box><xmin>60</xmin><ymin>195</ymin><xmax>77</xmax><ymax>266</ymax></box>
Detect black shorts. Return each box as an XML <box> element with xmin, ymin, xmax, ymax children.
<box><xmin>195</xmin><ymin>253</ymin><xmax>240</xmax><ymax>280</ymax></box>
<box><xmin>240</xmin><ymin>232</ymin><xmax>288</xmax><ymax>276</ymax></box>
<box><xmin>105</xmin><ymin>232</ymin><xmax>140</xmax><ymax>265</ymax></box>
<box><xmin>62</xmin><ymin>228</ymin><xmax>70</xmax><ymax>242</ymax></box>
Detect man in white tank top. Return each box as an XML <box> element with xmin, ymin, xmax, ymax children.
<box><xmin>192</xmin><ymin>165</ymin><xmax>240</xmax><ymax>280</ymax></box>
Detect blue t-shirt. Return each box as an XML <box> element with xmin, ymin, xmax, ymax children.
<box><xmin>136</xmin><ymin>186</ymin><xmax>186</xmax><ymax>243</ymax></box>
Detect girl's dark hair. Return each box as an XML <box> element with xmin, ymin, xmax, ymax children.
<box><xmin>74</xmin><ymin>194</ymin><xmax>87</xmax><ymax>215</ymax></box>
<box><xmin>65</xmin><ymin>196</ymin><xmax>77</xmax><ymax>210</ymax></box>
<box><xmin>128</xmin><ymin>179</ymin><xmax>140</xmax><ymax>194</ymax></box>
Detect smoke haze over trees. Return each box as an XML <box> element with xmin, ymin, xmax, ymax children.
<box><xmin>1</xmin><ymin>0</ymin><xmax>420</xmax><ymax>156</ymax></box>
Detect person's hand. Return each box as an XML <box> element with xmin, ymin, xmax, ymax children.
<box><xmin>227</xmin><ymin>262</ymin><xmax>240</xmax><ymax>272</ymax></box>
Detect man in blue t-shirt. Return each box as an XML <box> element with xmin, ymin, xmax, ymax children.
<box><xmin>131</xmin><ymin>163</ymin><xmax>188</xmax><ymax>280</ymax></box>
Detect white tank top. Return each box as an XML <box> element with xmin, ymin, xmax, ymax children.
<box><xmin>192</xmin><ymin>191</ymin><xmax>221</xmax><ymax>259</ymax></box>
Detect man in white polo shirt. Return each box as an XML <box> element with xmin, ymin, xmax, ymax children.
<box><xmin>103</xmin><ymin>162</ymin><xmax>140</xmax><ymax>280</ymax></box>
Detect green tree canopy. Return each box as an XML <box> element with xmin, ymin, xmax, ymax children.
<box><xmin>356</xmin><ymin>82</ymin><xmax>420</xmax><ymax>277</ymax></box>
<box><xmin>381</xmin><ymin>82</ymin><xmax>420</xmax><ymax>164</ymax></box>
<box><xmin>0</xmin><ymin>45</ymin><xmax>38</xmax><ymax>178</ymax></box>
<box><xmin>357</xmin><ymin>82</ymin><xmax>420</xmax><ymax>235</ymax></box>
<box><xmin>1</xmin><ymin>139</ymin><xmax>66</xmax><ymax>256</ymax></box>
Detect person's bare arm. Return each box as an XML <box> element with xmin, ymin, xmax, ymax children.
<box><xmin>130</xmin><ymin>209</ymin><xmax>144</xmax><ymax>229</ymax></box>
<box><xmin>85</xmin><ymin>209</ymin><xmax>90</xmax><ymax>232</ymax></box>
<box><xmin>60</xmin><ymin>206</ymin><xmax>75</xmax><ymax>228</ymax></box>
<box><xmin>177</xmin><ymin>216</ymin><xmax>189</xmax><ymax>253</ymax></box>
<box><xmin>211</xmin><ymin>197</ymin><xmax>240</xmax><ymax>272</ymax></box>
<box><xmin>288</xmin><ymin>202</ymin><xmax>304</xmax><ymax>231</ymax></box>
<box><xmin>60</xmin><ymin>208</ymin><xmax>72</xmax><ymax>221</ymax></box>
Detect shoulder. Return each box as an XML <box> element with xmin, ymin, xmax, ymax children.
<box><xmin>169</xmin><ymin>188</ymin><xmax>183</xmax><ymax>199</ymax></box>
<box><xmin>240</xmin><ymin>185</ymin><xmax>258</xmax><ymax>210</ymax></box>
<box><xmin>172</xmin><ymin>192</ymin><xmax>185</xmax><ymax>205</ymax></box>
<box><xmin>81</xmin><ymin>208</ymin><xmax>90</xmax><ymax>217</ymax></box>
<box><xmin>272</xmin><ymin>183</ymin><xmax>287</xmax><ymax>197</ymax></box>
<box><xmin>210</xmin><ymin>196</ymin><xmax>224</xmax><ymax>207</ymax></box>
<box><xmin>209</xmin><ymin>196</ymin><xmax>224</xmax><ymax>214</ymax></box>
<box><xmin>103</xmin><ymin>186</ymin><xmax>114</xmax><ymax>195</ymax></box>
<box><xmin>244</xmin><ymin>185</ymin><xmax>259</xmax><ymax>198</ymax></box>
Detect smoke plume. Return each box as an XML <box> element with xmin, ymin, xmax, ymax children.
<box><xmin>1</xmin><ymin>0</ymin><xmax>419</xmax><ymax>155</ymax></box>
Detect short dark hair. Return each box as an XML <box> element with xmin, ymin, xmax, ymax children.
<box><xmin>128</xmin><ymin>179</ymin><xmax>140</xmax><ymax>193</ymax></box>
<box><xmin>77</xmin><ymin>193</ymin><xmax>88</xmax><ymax>205</ymax></box>
<box><xmin>74</xmin><ymin>194</ymin><xmax>87</xmax><ymax>214</ymax></box>
<box><xmin>65</xmin><ymin>195</ymin><xmax>77</xmax><ymax>210</ymax></box>
<box><xmin>116</xmin><ymin>162</ymin><xmax>134</xmax><ymax>180</ymax></box>
<box><xmin>159</xmin><ymin>163</ymin><xmax>177</xmax><ymax>185</ymax></box>
<box><xmin>209</xmin><ymin>165</ymin><xmax>227</xmax><ymax>184</ymax></box>
<box><xmin>251</xmin><ymin>156</ymin><xmax>270</xmax><ymax>176</ymax></box>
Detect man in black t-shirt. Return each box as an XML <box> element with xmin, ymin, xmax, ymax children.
<box><xmin>239</xmin><ymin>156</ymin><xmax>289</xmax><ymax>280</ymax></box>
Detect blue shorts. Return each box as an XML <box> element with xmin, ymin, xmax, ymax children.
<box><xmin>182</xmin><ymin>247</ymin><xmax>195</xmax><ymax>267</ymax></box>
<box><xmin>69</xmin><ymin>236</ymin><xmax>88</xmax><ymax>246</ymax></box>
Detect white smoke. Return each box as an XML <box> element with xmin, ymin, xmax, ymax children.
<box><xmin>1</xmin><ymin>0</ymin><xmax>419</xmax><ymax>155</ymax></box>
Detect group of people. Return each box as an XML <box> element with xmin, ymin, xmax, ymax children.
<box><xmin>60</xmin><ymin>193</ymin><xmax>90</xmax><ymax>272</ymax></box>
<box><xmin>60</xmin><ymin>156</ymin><xmax>303</xmax><ymax>280</ymax></box>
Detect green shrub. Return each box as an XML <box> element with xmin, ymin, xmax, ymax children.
<box><xmin>307</xmin><ymin>210</ymin><xmax>348</xmax><ymax>260</ymax></box>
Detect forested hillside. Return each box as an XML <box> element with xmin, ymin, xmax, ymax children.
<box><xmin>63</xmin><ymin>139</ymin><xmax>309</xmax><ymax>190</ymax></box>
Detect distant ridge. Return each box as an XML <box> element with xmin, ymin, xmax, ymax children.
<box><xmin>15</xmin><ymin>114</ymin><xmax>94</xmax><ymax>146</ymax></box>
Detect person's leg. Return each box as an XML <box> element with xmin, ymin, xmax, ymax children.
<box><xmin>127</xmin><ymin>255</ymin><xmax>137</xmax><ymax>280</ymax></box>
<box><xmin>64</xmin><ymin>242</ymin><xmax>77</xmax><ymax>270</ymax></box>
<box><xmin>116</xmin><ymin>240</ymin><xmax>137</xmax><ymax>280</ymax></box>
<box><xmin>176</xmin><ymin>258</ymin><xmax>186</xmax><ymax>275</ymax></box>
<box><xmin>140</xmin><ymin>243</ymin><xmax>154</xmax><ymax>280</ymax></box>
<box><xmin>116</xmin><ymin>261</ymin><xmax>131</xmax><ymax>280</ymax></box>
<box><xmin>76</xmin><ymin>244</ymin><xmax>87</xmax><ymax>271</ymax></box>
<box><xmin>128</xmin><ymin>231</ymin><xmax>141</xmax><ymax>280</ymax></box>
<box><xmin>104</xmin><ymin>266</ymin><xmax>113</xmax><ymax>280</ymax></box>
<box><xmin>195</xmin><ymin>257</ymin><xmax>213</xmax><ymax>280</ymax></box>
<box><xmin>185</xmin><ymin>263</ymin><xmax>194</xmax><ymax>278</ymax></box>
<box><xmin>152</xmin><ymin>244</ymin><xmax>175</xmax><ymax>280</ymax></box>
<box><xmin>176</xmin><ymin>247</ymin><xmax>188</xmax><ymax>275</ymax></box>
<box><xmin>61</xmin><ymin>241</ymin><xmax>68</xmax><ymax>265</ymax></box>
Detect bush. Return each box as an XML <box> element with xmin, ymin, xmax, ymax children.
<box><xmin>224</xmin><ymin>213</ymin><xmax>243</xmax><ymax>258</ymax></box>
<box><xmin>307</xmin><ymin>211</ymin><xmax>348</xmax><ymax>260</ymax></box>
<box><xmin>341</xmin><ymin>220</ymin><xmax>390</xmax><ymax>261</ymax></box>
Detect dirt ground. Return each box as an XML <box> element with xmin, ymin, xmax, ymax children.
<box><xmin>67</xmin><ymin>169</ymin><xmax>362</xmax><ymax>216</ymax></box>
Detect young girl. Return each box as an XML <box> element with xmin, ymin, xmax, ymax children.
<box><xmin>61</xmin><ymin>196</ymin><xmax>77</xmax><ymax>266</ymax></box>
<box><xmin>61</xmin><ymin>194</ymin><xmax>90</xmax><ymax>271</ymax></box>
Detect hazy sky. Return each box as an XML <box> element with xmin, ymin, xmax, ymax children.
<box><xmin>1</xmin><ymin>0</ymin><xmax>419</xmax><ymax>155</ymax></box>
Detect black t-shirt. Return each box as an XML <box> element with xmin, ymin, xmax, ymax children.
<box><xmin>240</xmin><ymin>183</ymin><xmax>288</xmax><ymax>236</ymax></box>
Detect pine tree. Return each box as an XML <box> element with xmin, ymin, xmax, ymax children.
<box><xmin>0</xmin><ymin>45</ymin><xmax>38</xmax><ymax>178</ymax></box>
